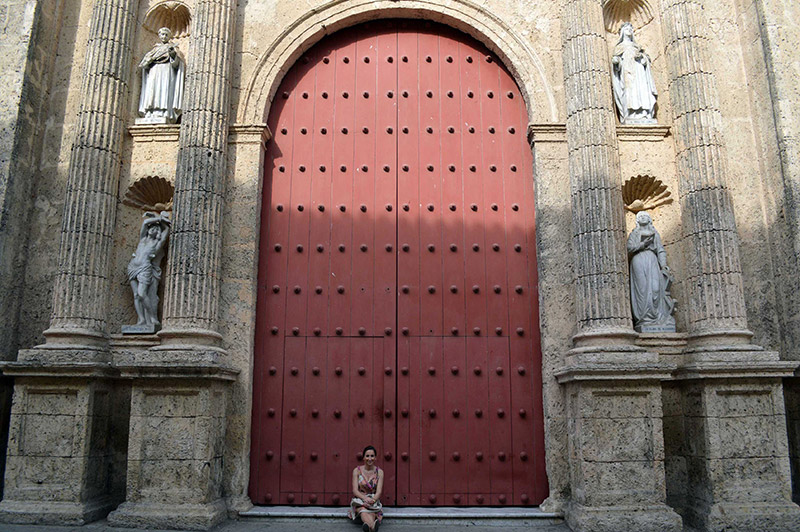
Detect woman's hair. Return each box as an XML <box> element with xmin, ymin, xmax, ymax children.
<box><xmin>362</xmin><ymin>445</ymin><xmax>377</xmax><ymax>457</ymax></box>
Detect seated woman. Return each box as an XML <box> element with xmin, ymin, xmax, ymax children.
<box><xmin>348</xmin><ymin>445</ymin><xmax>384</xmax><ymax>531</ymax></box>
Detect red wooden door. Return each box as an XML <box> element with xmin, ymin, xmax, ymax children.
<box><xmin>251</xmin><ymin>20</ymin><xmax>546</xmax><ymax>507</ymax></box>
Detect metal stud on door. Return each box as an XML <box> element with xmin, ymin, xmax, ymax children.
<box><xmin>251</xmin><ymin>19</ymin><xmax>546</xmax><ymax>507</ymax></box>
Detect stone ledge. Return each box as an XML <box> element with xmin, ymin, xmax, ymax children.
<box><xmin>115</xmin><ymin>361</ymin><xmax>239</xmax><ymax>381</ymax></box>
<box><xmin>127</xmin><ymin>123</ymin><xmax>180</xmax><ymax>141</ymax></box>
<box><xmin>128</xmin><ymin>123</ymin><xmax>272</xmax><ymax>145</ymax></box>
<box><xmin>528</xmin><ymin>122</ymin><xmax>566</xmax><ymax>144</ymax></box>
<box><xmin>616</xmin><ymin>124</ymin><xmax>671</xmax><ymax>141</ymax></box>
<box><xmin>0</xmin><ymin>496</ymin><xmax>117</xmax><ymax>526</ymax></box>
<box><xmin>565</xmin><ymin>502</ymin><xmax>682</xmax><ymax>532</ymax></box>
<box><xmin>675</xmin><ymin>359</ymin><xmax>799</xmax><ymax>380</ymax></box>
<box><xmin>241</xmin><ymin>505</ymin><xmax>563</xmax><ymax>520</ymax></box>
<box><xmin>555</xmin><ymin>362</ymin><xmax>676</xmax><ymax>383</ymax></box>
<box><xmin>108</xmin><ymin>499</ymin><xmax>227</xmax><ymax>531</ymax></box>
<box><xmin>0</xmin><ymin>360</ymin><xmax>117</xmax><ymax>379</ymax></box>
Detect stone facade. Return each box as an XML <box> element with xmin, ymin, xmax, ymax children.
<box><xmin>0</xmin><ymin>0</ymin><xmax>798</xmax><ymax>531</ymax></box>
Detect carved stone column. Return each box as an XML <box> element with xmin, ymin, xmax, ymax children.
<box><xmin>659</xmin><ymin>1</ymin><xmax>800</xmax><ymax>529</ymax></box>
<box><xmin>562</xmin><ymin>0</ymin><xmax>633</xmax><ymax>347</ymax></box>
<box><xmin>107</xmin><ymin>1</ymin><xmax>239</xmax><ymax>529</ymax></box>
<box><xmin>156</xmin><ymin>0</ymin><xmax>237</xmax><ymax>355</ymax></box>
<box><xmin>0</xmin><ymin>0</ymin><xmax>136</xmax><ymax>525</ymax></box>
<box><xmin>38</xmin><ymin>0</ymin><xmax>137</xmax><ymax>357</ymax></box>
<box><xmin>556</xmin><ymin>2</ymin><xmax>682</xmax><ymax>530</ymax></box>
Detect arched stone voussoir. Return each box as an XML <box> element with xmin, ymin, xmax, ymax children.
<box><xmin>239</xmin><ymin>0</ymin><xmax>557</xmax><ymax>124</ymax></box>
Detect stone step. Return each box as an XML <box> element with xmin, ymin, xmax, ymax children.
<box><xmin>240</xmin><ymin>506</ymin><xmax>565</xmax><ymax>526</ymax></box>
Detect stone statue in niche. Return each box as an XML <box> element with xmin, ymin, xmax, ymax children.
<box><xmin>122</xmin><ymin>212</ymin><xmax>171</xmax><ymax>334</ymax></box>
<box><xmin>137</xmin><ymin>27</ymin><xmax>185</xmax><ymax>124</ymax></box>
<box><xmin>611</xmin><ymin>22</ymin><xmax>657</xmax><ymax>124</ymax></box>
<box><xmin>627</xmin><ymin>212</ymin><xmax>676</xmax><ymax>332</ymax></box>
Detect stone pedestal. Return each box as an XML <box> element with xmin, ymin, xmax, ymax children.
<box><xmin>0</xmin><ymin>362</ymin><xmax>128</xmax><ymax>525</ymax></box>
<box><xmin>786</xmin><ymin>376</ymin><xmax>800</xmax><ymax>504</ymax></box>
<box><xmin>107</xmin><ymin>360</ymin><xmax>237</xmax><ymax>531</ymax></box>
<box><xmin>556</xmin><ymin>350</ymin><xmax>682</xmax><ymax>532</ymax></box>
<box><xmin>674</xmin><ymin>355</ymin><xmax>800</xmax><ymax>532</ymax></box>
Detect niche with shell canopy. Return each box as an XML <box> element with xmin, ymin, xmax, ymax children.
<box><xmin>622</xmin><ymin>174</ymin><xmax>673</xmax><ymax>213</ymax></box>
<box><xmin>143</xmin><ymin>1</ymin><xmax>192</xmax><ymax>38</ymax></box>
<box><xmin>602</xmin><ymin>0</ymin><xmax>654</xmax><ymax>33</ymax></box>
<box><xmin>123</xmin><ymin>175</ymin><xmax>174</xmax><ymax>212</ymax></box>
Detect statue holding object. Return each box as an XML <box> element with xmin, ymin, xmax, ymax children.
<box><xmin>137</xmin><ymin>27</ymin><xmax>185</xmax><ymax>124</ymax></box>
<box><xmin>627</xmin><ymin>212</ymin><xmax>676</xmax><ymax>332</ymax></box>
<box><xmin>123</xmin><ymin>212</ymin><xmax>170</xmax><ymax>334</ymax></box>
<box><xmin>611</xmin><ymin>22</ymin><xmax>658</xmax><ymax>124</ymax></box>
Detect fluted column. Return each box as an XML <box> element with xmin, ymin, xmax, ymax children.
<box><xmin>561</xmin><ymin>0</ymin><xmax>634</xmax><ymax>346</ymax></box>
<box><xmin>44</xmin><ymin>0</ymin><xmax>137</xmax><ymax>348</ymax></box>
<box><xmin>659</xmin><ymin>0</ymin><xmax>750</xmax><ymax>344</ymax></box>
<box><xmin>159</xmin><ymin>0</ymin><xmax>236</xmax><ymax>347</ymax></box>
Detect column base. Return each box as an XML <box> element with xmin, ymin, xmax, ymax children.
<box><xmin>107</xmin><ymin>499</ymin><xmax>227</xmax><ymax>531</ymax></box>
<box><xmin>0</xmin><ymin>496</ymin><xmax>115</xmax><ymax>525</ymax></box>
<box><xmin>565</xmin><ymin>502</ymin><xmax>682</xmax><ymax>532</ymax></box>
<box><xmin>685</xmin><ymin>501</ymin><xmax>800</xmax><ymax>532</ymax></box>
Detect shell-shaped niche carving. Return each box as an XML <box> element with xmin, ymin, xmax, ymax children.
<box><xmin>143</xmin><ymin>1</ymin><xmax>192</xmax><ymax>38</ymax></box>
<box><xmin>123</xmin><ymin>176</ymin><xmax>174</xmax><ymax>212</ymax></box>
<box><xmin>622</xmin><ymin>174</ymin><xmax>673</xmax><ymax>212</ymax></box>
<box><xmin>603</xmin><ymin>0</ymin><xmax>654</xmax><ymax>33</ymax></box>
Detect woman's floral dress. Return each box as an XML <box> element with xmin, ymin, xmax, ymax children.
<box><xmin>348</xmin><ymin>466</ymin><xmax>383</xmax><ymax>523</ymax></box>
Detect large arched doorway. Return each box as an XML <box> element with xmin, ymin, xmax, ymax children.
<box><xmin>250</xmin><ymin>19</ymin><xmax>546</xmax><ymax>507</ymax></box>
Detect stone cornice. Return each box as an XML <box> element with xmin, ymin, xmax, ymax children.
<box><xmin>527</xmin><ymin>123</ymin><xmax>566</xmax><ymax>145</ymax></box>
<box><xmin>128</xmin><ymin>123</ymin><xmax>272</xmax><ymax>145</ymax></box>
<box><xmin>616</xmin><ymin>124</ymin><xmax>671</xmax><ymax>141</ymax></box>
<box><xmin>128</xmin><ymin>124</ymin><xmax>180</xmax><ymax>141</ymax></box>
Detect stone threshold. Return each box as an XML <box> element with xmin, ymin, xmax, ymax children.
<box><xmin>241</xmin><ymin>506</ymin><xmax>561</xmax><ymax>519</ymax></box>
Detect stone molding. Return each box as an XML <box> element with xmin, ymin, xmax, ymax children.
<box><xmin>127</xmin><ymin>123</ymin><xmax>272</xmax><ymax>145</ymax></box>
<box><xmin>228</xmin><ymin>123</ymin><xmax>272</xmax><ymax>145</ymax></box>
<box><xmin>239</xmin><ymin>0</ymin><xmax>557</xmax><ymax>124</ymax></box>
<box><xmin>127</xmin><ymin>124</ymin><xmax>181</xmax><ymax>142</ymax></box>
<box><xmin>616</xmin><ymin>124</ymin><xmax>671</xmax><ymax>141</ymax></box>
<box><xmin>527</xmin><ymin>123</ymin><xmax>566</xmax><ymax>144</ymax></box>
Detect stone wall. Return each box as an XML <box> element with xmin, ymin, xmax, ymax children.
<box><xmin>1</xmin><ymin>0</ymin><xmax>799</xmax><ymax>527</ymax></box>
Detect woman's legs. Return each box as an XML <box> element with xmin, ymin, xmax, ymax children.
<box><xmin>360</xmin><ymin>512</ymin><xmax>376</xmax><ymax>531</ymax></box>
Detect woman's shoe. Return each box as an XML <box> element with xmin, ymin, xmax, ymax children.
<box><xmin>374</xmin><ymin>521</ymin><xmax>381</xmax><ymax>532</ymax></box>
<box><xmin>362</xmin><ymin>523</ymin><xmax>370</xmax><ymax>532</ymax></box>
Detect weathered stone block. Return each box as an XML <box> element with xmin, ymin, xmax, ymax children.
<box><xmin>581</xmin><ymin>418</ymin><xmax>655</xmax><ymax>462</ymax></box>
<box><xmin>581</xmin><ymin>460</ymin><xmax>665</xmax><ymax>506</ymax></box>
<box><xmin>0</xmin><ymin>375</ymin><xmax>123</xmax><ymax>525</ymax></box>
<box><xmin>21</xmin><ymin>413</ymin><xmax>76</xmax><ymax>457</ymax></box>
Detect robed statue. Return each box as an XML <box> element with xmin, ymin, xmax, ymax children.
<box><xmin>124</xmin><ymin>212</ymin><xmax>170</xmax><ymax>332</ymax></box>
<box><xmin>137</xmin><ymin>27</ymin><xmax>185</xmax><ymax>123</ymax></box>
<box><xmin>611</xmin><ymin>23</ymin><xmax>657</xmax><ymax>124</ymax></box>
<box><xmin>627</xmin><ymin>212</ymin><xmax>676</xmax><ymax>332</ymax></box>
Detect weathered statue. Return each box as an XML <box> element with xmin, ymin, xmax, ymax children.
<box><xmin>611</xmin><ymin>23</ymin><xmax>657</xmax><ymax>124</ymax></box>
<box><xmin>137</xmin><ymin>27</ymin><xmax>185</xmax><ymax>123</ymax></box>
<box><xmin>124</xmin><ymin>212</ymin><xmax>170</xmax><ymax>332</ymax></box>
<box><xmin>627</xmin><ymin>212</ymin><xmax>676</xmax><ymax>332</ymax></box>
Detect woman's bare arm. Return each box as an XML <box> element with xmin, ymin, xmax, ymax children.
<box><xmin>352</xmin><ymin>468</ymin><xmax>364</xmax><ymax>499</ymax></box>
<box><xmin>373</xmin><ymin>469</ymin><xmax>384</xmax><ymax>501</ymax></box>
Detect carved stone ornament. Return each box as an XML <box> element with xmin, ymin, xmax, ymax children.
<box><xmin>602</xmin><ymin>0</ymin><xmax>654</xmax><ymax>33</ymax></box>
<box><xmin>122</xmin><ymin>175</ymin><xmax>174</xmax><ymax>212</ymax></box>
<box><xmin>143</xmin><ymin>1</ymin><xmax>192</xmax><ymax>38</ymax></box>
<box><xmin>627</xmin><ymin>212</ymin><xmax>676</xmax><ymax>333</ymax></box>
<box><xmin>123</xmin><ymin>212</ymin><xmax>171</xmax><ymax>334</ymax></box>
<box><xmin>622</xmin><ymin>174</ymin><xmax>672</xmax><ymax>212</ymax></box>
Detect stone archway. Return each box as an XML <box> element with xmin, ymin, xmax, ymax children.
<box><xmin>238</xmin><ymin>0</ymin><xmax>557</xmax><ymax>125</ymax></box>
